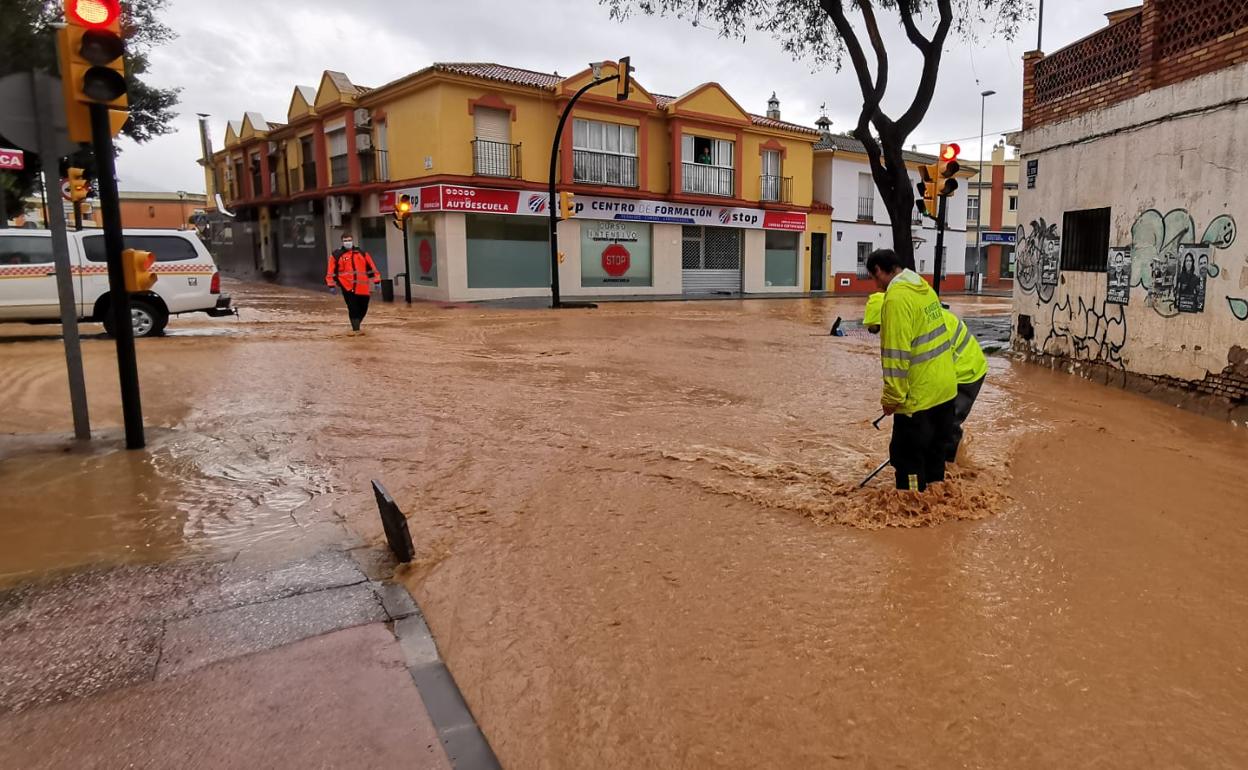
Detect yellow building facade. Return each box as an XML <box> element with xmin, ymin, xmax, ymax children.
<box><xmin>207</xmin><ymin>62</ymin><xmax>826</xmax><ymax>300</ymax></box>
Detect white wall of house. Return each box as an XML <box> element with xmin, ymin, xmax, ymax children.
<box><xmin>1015</xmin><ymin>61</ymin><xmax>1248</xmax><ymax>383</ymax></box>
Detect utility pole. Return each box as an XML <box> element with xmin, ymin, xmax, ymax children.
<box><xmin>932</xmin><ymin>191</ymin><xmax>947</xmax><ymax>297</ymax></box>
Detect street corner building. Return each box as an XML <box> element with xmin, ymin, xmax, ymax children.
<box><xmin>201</xmin><ymin>63</ymin><xmax>842</xmax><ymax>302</ymax></box>
<box><xmin>1012</xmin><ymin>0</ymin><xmax>1248</xmax><ymax>419</ymax></box>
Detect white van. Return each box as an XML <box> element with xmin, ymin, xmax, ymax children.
<box><xmin>0</xmin><ymin>228</ymin><xmax>233</xmax><ymax>337</ymax></box>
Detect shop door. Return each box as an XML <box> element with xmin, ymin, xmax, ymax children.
<box><xmin>810</xmin><ymin>233</ymin><xmax>826</xmax><ymax>291</ymax></box>
<box><xmin>681</xmin><ymin>225</ymin><xmax>742</xmax><ymax>294</ymax></box>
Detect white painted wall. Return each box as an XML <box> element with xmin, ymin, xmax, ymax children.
<box><xmin>1015</xmin><ymin>61</ymin><xmax>1248</xmax><ymax>382</ymax></box>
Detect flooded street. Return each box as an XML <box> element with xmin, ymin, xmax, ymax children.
<box><xmin>2</xmin><ymin>281</ymin><xmax>1247</xmax><ymax>767</ymax></box>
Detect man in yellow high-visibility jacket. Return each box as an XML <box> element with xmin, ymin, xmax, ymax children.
<box><xmin>863</xmin><ymin>291</ymin><xmax>884</xmax><ymax>333</ymax></box>
<box><xmin>942</xmin><ymin>309</ymin><xmax>988</xmax><ymax>462</ymax></box>
<box><xmin>866</xmin><ymin>249</ymin><xmax>958</xmax><ymax>492</ymax></box>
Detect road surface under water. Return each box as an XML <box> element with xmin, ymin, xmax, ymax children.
<box><xmin>1</xmin><ymin>282</ymin><xmax>1246</xmax><ymax>768</ymax></box>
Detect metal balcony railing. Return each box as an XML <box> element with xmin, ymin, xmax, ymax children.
<box><xmin>472</xmin><ymin>139</ymin><xmax>522</xmax><ymax>178</ymax></box>
<box><xmin>760</xmin><ymin>175</ymin><xmax>792</xmax><ymax>203</ymax></box>
<box><xmin>681</xmin><ymin>163</ymin><xmax>734</xmax><ymax>197</ymax></box>
<box><xmin>573</xmin><ymin>150</ymin><xmax>638</xmax><ymax>187</ymax></box>
<box><xmin>329</xmin><ymin>155</ymin><xmax>349</xmax><ymax>186</ymax></box>
<box><xmin>857</xmin><ymin>196</ymin><xmax>875</xmax><ymax>221</ymax></box>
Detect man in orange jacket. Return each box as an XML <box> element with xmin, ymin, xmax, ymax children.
<box><xmin>326</xmin><ymin>233</ymin><xmax>381</xmax><ymax>334</ymax></box>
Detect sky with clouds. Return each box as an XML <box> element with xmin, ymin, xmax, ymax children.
<box><xmin>113</xmin><ymin>0</ymin><xmax>1130</xmax><ymax>192</ymax></box>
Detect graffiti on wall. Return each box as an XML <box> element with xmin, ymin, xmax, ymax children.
<box><xmin>1044</xmin><ymin>290</ymin><xmax>1128</xmax><ymax>368</ymax></box>
<box><xmin>1016</xmin><ymin>218</ymin><xmax>1061</xmax><ymax>303</ymax></box>
<box><xmin>1129</xmin><ymin>209</ymin><xmax>1235</xmax><ymax>317</ymax></box>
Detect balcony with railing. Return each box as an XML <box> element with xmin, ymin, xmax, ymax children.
<box><xmin>857</xmin><ymin>196</ymin><xmax>875</xmax><ymax>221</ymax></box>
<box><xmin>760</xmin><ymin>175</ymin><xmax>792</xmax><ymax>204</ymax></box>
<box><xmin>573</xmin><ymin>150</ymin><xmax>638</xmax><ymax>188</ymax></box>
<box><xmin>473</xmin><ymin>139</ymin><xmax>521</xmax><ymax>178</ymax></box>
<box><xmin>360</xmin><ymin>149</ymin><xmax>390</xmax><ymax>184</ymax></box>
<box><xmin>681</xmin><ymin>163</ymin><xmax>734</xmax><ymax>197</ymax></box>
<box><xmin>329</xmin><ymin>154</ymin><xmax>349</xmax><ymax>186</ymax></box>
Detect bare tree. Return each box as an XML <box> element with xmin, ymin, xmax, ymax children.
<box><xmin>601</xmin><ymin>0</ymin><xmax>1027</xmax><ymax>268</ymax></box>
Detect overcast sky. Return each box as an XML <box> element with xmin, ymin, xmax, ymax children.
<box><xmin>113</xmin><ymin>0</ymin><xmax>1129</xmax><ymax>193</ymax></box>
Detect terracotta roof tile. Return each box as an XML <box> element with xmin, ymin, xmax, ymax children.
<box><xmin>749</xmin><ymin>114</ymin><xmax>820</xmax><ymax>135</ymax></box>
<box><xmin>433</xmin><ymin>63</ymin><xmax>562</xmax><ymax>90</ymax></box>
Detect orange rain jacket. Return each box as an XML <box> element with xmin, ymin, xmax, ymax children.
<box><xmin>326</xmin><ymin>248</ymin><xmax>381</xmax><ymax>296</ymax></box>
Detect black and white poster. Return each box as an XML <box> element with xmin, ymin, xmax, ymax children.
<box><xmin>1176</xmin><ymin>244</ymin><xmax>1210</xmax><ymax>314</ymax></box>
<box><xmin>1040</xmin><ymin>248</ymin><xmax>1060</xmax><ymax>294</ymax></box>
<box><xmin>1106</xmin><ymin>247</ymin><xmax>1131</xmax><ymax>305</ymax></box>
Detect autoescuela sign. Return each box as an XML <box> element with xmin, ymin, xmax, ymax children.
<box><xmin>382</xmin><ymin>184</ymin><xmax>548</xmax><ymax>216</ymax></box>
<box><xmin>0</xmin><ymin>148</ymin><xmax>24</xmax><ymax>170</ymax></box>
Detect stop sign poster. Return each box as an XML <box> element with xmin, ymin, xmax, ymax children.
<box><xmin>416</xmin><ymin>236</ymin><xmax>437</xmax><ymax>284</ymax></box>
<box><xmin>580</xmin><ymin>221</ymin><xmax>652</xmax><ymax>287</ymax></box>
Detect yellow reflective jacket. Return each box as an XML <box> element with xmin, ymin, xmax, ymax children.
<box><xmin>863</xmin><ymin>292</ymin><xmax>884</xmax><ymax>327</ymax></box>
<box><xmin>943</xmin><ymin>310</ymin><xmax>988</xmax><ymax>385</ymax></box>
<box><xmin>879</xmin><ymin>270</ymin><xmax>957</xmax><ymax>415</ymax></box>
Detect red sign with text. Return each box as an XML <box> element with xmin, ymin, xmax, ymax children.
<box><xmin>418</xmin><ymin>239</ymin><xmax>434</xmax><ymax>274</ymax></box>
<box><xmin>0</xmin><ymin>148</ymin><xmax>24</xmax><ymax>171</ymax></box>
<box><xmin>601</xmin><ymin>243</ymin><xmax>631</xmax><ymax>277</ymax></box>
<box><xmin>762</xmin><ymin>211</ymin><xmax>807</xmax><ymax>231</ymax></box>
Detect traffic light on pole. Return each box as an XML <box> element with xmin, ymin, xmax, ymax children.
<box><xmin>121</xmin><ymin>248</ymin><xmax>157</xmax><ymax>292</ymax></box>
<box><xmin>67</xmin><ymin>167</ymin><xmax>89</xmax><ymax>202</ymax></box>
<box><xmin>615</xmin><ymin>56</ymin><xmax>632</xmax><ymax>101</ymax></box>
<box><xmin>58</xmin><ymin>0</ymin><xmax>130</xmax><ymax>143</ymax></box>
<box><xmin>559</xmin><ymin>191</ymin><xmax>576</xmax><ymax>220</ymax></box>
<box><xmin>917</xmin><ymin>162</ymin><xmax>940</xmax><ymax>219</ymax></box>
<box><xmin>938</xmin><ymin>143</ymin><xmax>961</xmax><ymax>197</ymax></box>
<box><xmin>393</xmin><ymin>194</ymin><xmax>412</xmax><ymax>229</ymax></box>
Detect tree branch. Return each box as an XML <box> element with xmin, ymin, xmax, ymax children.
<box><xmin>897</xmin><ymin>0</ymin><xmax>932</xmax><ymax>52</ymax></box>
<box><xmin>896</xmin><ymin>0</ymin><xmax>954</xmax><ymax>136</ymax></box>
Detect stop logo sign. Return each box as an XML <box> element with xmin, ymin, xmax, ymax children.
<box><xmin>418</xmin><ymin>239</ymin><xmax>433</xmax><ymax>274</ymax></box>
<box><xmin>601</xmin><ymin>243</ymin><xmax>630</xmax><ymax>277</ymax></box>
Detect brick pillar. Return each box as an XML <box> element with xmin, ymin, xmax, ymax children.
<box><xmin>259</xmin><ymin>148</ymin><xmax>271</xmax><ymax>197</ymax></box>
<box><xmin>1136</xmin><ymin>0</ymin><xmax>1162</xmax><ymax>90</ymax></box>
<box><xmin>1022</xmin><ymin>50</ymin><xmax>1043</xmax><ymax>131</ymax></box>
<box><xmin>986</xmin><ymin>161</ymin><xmax>1006</xmax><ymax>287</ymax></box>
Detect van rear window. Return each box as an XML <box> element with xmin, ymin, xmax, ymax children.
<box><xmin>0</xmin><ymin>234</ymin><xmax>55</xmax><ymax>265</ymax></box>
<box><xmin>82</xmin><ymin>234</ymin><xmax>199</xmax><ymax>263</ymax></box>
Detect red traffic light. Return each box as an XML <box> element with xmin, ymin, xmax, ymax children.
<box><xmin>66</xmin><ymin>0</ymin><xmax>121</xmax><ymax>28</ymax></box>
<box><xmin>940</xmin><ymin>143</ymin><xmax>961</xmax><ymax>162</ymax></box>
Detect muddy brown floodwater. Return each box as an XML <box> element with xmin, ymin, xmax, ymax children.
<box><xmin>2</xmin><ymin>281</ymin><xmax>1247</xmax><ymax>768</ymax></box>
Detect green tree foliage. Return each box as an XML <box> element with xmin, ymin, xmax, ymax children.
<box><xmin>602</xmin><ymin>0</ymin><xmax>1028</xmax><ymax>268</ymax></box>
<box><xmin>0</xmin><ymin>0</ymin><xmax>180</xmax><ymax>220</ymax></box>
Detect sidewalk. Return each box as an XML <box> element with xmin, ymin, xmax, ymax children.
<box><xmin>0</xmin><ymin>548</ymin><xmax>498</xmax><ymax>769</ymax></box>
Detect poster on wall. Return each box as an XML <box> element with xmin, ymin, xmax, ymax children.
<box><xmin>580</xmin><ymin>220</ymin><xmax>652</xmax><ymax>287</ymax></box>
<box><xmin>1148</xmin><ymin>247</ymin><xmax>1179</xmax><ymax>309</ymax></box>
<box><xmin>1176</xmin><ymin>243</ymin><xmax>1210</xmax><ymax>314</ymax></box>
<box><xmin>1106</xmin><ymin>247</ymin><xmax>1131</xmax><ymax>305</ymax></box>
<box><xmin>1040</xmin><ymin>248</ymin><xmax>1060</xmax><ymax>294</ymax></box>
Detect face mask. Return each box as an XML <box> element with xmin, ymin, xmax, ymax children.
<box><xmin>342</xmin><ymin>241</ymin><xmax>353</xmax><ymax>250</ymax></box>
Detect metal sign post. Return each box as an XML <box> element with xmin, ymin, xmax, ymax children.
<box><xmin>0</xmin><ymin>71</ymin><xmax>91</xmax><ymax>440</ymax></box>
<box><xmin>932</xmin><ymin>192</ymin><xmax>948</xmax><ymax>296</ymax></box>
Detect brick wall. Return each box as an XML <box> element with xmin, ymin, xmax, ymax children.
<box><xmin>1024</xmin><ymin>0</ymin><xmax>1248</xmax><ymax>130</ymax></box>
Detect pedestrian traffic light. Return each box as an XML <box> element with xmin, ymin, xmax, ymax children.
<box><xmin>559</xmin><ymin>191</ymin><xmax>576</xmax><ymax>220</ymax></box>
<box><xmin>58</xmin><ymin>0</ymin><xmax>129</xmax><ymax>143</ymax></box>
<box><xmin>938</xmin><ymin>143</ymin><xmax>961</xmax><ymax>197</ymax></box>
<box><xmin>67</xmin><ymin>167</ymin><xmax>89</xmax><ymax>202</ymax></box>
<box><xmin>393</xmin><ymin>194</ymin><xmax>412</xmax><ymax>229</ymax></box>
<box><xmin>616</xmin><ymin>57</ymin><xmax>632</xmax><ymax>101</ymax></box>
<box><xmin>122</xmin><ymin>248</ymin><xmax>158</xmax><ymax>292</ymax></box>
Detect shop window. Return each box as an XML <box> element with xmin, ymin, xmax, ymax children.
<box><xmin>764</xmin><ymin>230</ymin><xmax>800</xmax><ymax>287</ymax></box>
<box><xmin>1060</xmin><ymin>207</ymin><xmax>1110</xmax><ymax>272</ymax></box>
<box><xmin>581</xmin><ymin>220</ymin><xmax>652</xmax><ymax>287</ymax></box>
<box><xmin>1001</xmin><ymin>245</ymin><xmax>1016</xmax><ymax>278</ymax></box>
<box><xmin>465</xmin><ymin>214</ymin><xmax>549</xmax><ymax>289</ymax></box>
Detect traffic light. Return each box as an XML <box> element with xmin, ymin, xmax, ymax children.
<box><xmin>916</xmin><ymin>162</ymin><xmax>940</xmax><ymax>219</ymax></box>
<box><xmin>58</xmin><ymin>0</ymin><xmax>129</xmax><ymax>143</ymax></box>
<box><xmin>559</xmin><ymin>191</ymin><xmax>576</xmax><ymax>220</ymax></box>
<box><xmin>67</xmin><ymin>167</ymin><xmax>89</xmax><ymax>202</ymax></box>
<box><xmin>393</xmin><ymin>194</ymin><xmax>412</xmax><ymax>229</ymax></box>
<box><xmin>616</xmin><ymin>56</ymin><xmax>632</xmax><ymax>101</ymax></box>
<box><xmin>938</xmin><ymin>143</ymin><xmax>961</xmax><ymax>197</ymax></box>
<box><xmin>122</xmin><ymin>248</ymin><xmax>157</xmax><ymax>292</ymax></box>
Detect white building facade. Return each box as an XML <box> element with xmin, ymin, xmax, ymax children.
<box><xmin>812</xmin><ymin>131</ymin><xmax>972</xmax><ymax>294</ymax></box>
<box><xmin>1014</xmin><ymin>2</ymin><xmax>1248</xmax><ymax>417</ymax></box>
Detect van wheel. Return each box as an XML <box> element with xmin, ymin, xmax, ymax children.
<box><xmin>104</xmin><ymin>300</ymin><xmax>168</xmax><ymax>338</ymax></box>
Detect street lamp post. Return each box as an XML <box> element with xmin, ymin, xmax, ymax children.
<box><xmin>974</xmin><ymin>89</ymin><xmax>996</xmax><ymax>294</ymax></box>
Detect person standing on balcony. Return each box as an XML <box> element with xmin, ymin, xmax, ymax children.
<box><xmin>326</xmin><ymin>233</ymin><xmax>381</xmax><ymax>335</ymax></box>
<box><xmin>697</xmin><ymin>146</ymin><xmax>712</xmax><ymax>165</ymax></box>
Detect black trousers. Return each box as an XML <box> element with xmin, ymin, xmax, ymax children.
<box><xmin>946</xmin><ymin>376</ymin><xmax>985</xmax><ymax>462</ymax></box>
<box><xmin>341</xmin><ymin>291</ymin><xmax>371</xmax><ymax>331</ymax></box>
<box><xmin>890</xmin><ymin>398</ymin><xmax>957</xmax><ymax>492</ymax></box>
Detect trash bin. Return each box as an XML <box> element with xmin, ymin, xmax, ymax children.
<box><xmin>380</xmin><ymin>278</ymin><xmax>395</xmax><ymax>303</ymax></box>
